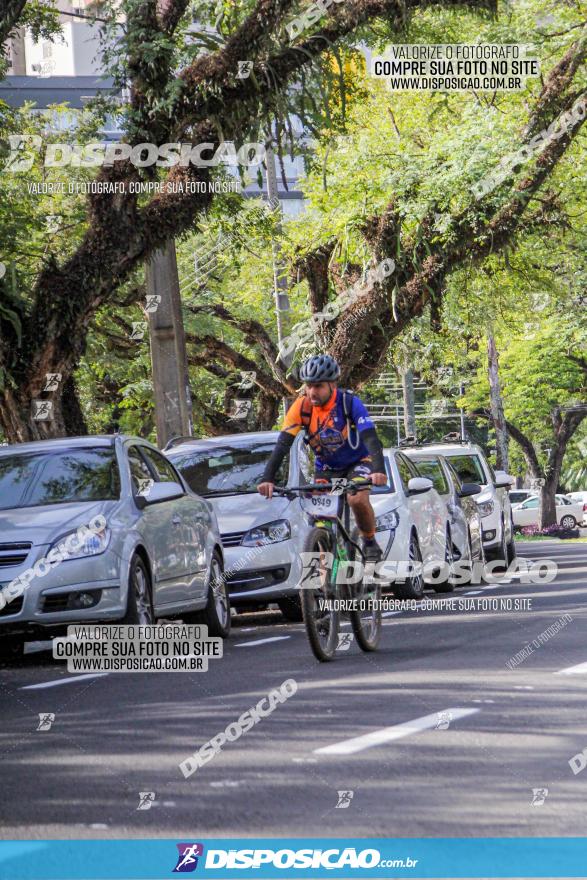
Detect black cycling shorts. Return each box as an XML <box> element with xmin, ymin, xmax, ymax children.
<box><xmin>314</xmin><ymin>457</ymin><xmax>374</xmax><ymax>484</ymax></box>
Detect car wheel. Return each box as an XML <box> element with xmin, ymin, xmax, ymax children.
<box><xmin>433</xmin><ymin>528</ymin><xmax>455</xmax><ymax>593</ymax></box>
<box><xmin>469</xmin><ymin>532</ymin><xmax>486</xmax><ymax>585</ymax></box>
<box><xmin>393</xmin><ymin>532</ymin><xmax>424</xmax><ymax>600</ymax></box>
<box><xmin>506</xmin><ymin>516</ymin><xmax>517</xmax><ymax>565</ymax></box>
<box><xmin>0</xmin><ymin>635</ymin><xmax>25</xmax><ymax>666</ymax></box>
<box><xmin>278</xmin><ymin>597</ymin><xmax>304</xmax><ymax>622</ymax></box>
<box><xmin>188</xmin><ymin>552</ymin><xmax>231</xmax><ymax>638</ymax></box>
<box><xmin>486</xmin><ymin>518</ymin><xmax>508</xmax><ymax>572</ymax></box>
<box><xmin>560</xmin><ymin>514</ymin><xmax>577</xmax><ymax>529</ymax></box>
<box><xmin>122</xmin><ymin>554</ymin><xmax>154</xmax><ymax>625</ymax></box>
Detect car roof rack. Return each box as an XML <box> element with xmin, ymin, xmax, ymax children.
<box><xmin>441</xmin><ymin>431</ymin><xmax>468</xmax><ymax>443</ymax></box>
<box><xmin>396</xmin><ymin>432</ymin><xmax>470</xmax><ymax>450</ymax></box>
<box><xmin>162</xmin><ymin>435</ymin><xmax>195</xmax><ymax>452</ymax></box>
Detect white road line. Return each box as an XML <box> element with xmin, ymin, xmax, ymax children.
<box><xmin>555</xmin><ymin>662</ymin><xmax>587</xmax><ymax>676</ymax></box>
<box><xmin>21</xmin><ymin>673</ymin><xmax>109</xmax><ymax>690</ymax></box>
<box><xmin>463</xmin><ymin>590</ymin><xmax>483</xmax><ymax>595</ymax></box>
<box><xmin>382</xmin><ymin>611</ymin><xmax>403</xmax><ymax>618</ymax></box>
<box><xmin>234</xmin><ymin>636</ymin><xmax>291</xmax><ymax>648</ymax></box>
<box><xmin>23</xmin><ymin>641</ymin><xmax>53</xmax><ymax>654</ymax></box>
<box><xmin>314</xmin><ymin>707</ymin><xmax>480</xmax><ymax>755</ymax></box>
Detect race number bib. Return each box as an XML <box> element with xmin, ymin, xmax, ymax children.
<box><xmin>300</xmin><ymin>493</ymin><xmax>339</xmax><ymax>518</ymax></box>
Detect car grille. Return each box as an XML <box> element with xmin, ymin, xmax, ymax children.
<box><xmin>41</xmin><ymin>591</ymin><xmax>102</xmax><ymax>613</ymax></box>
<box><xmin>221</xmin><ymin>530</ymin><xmax>246</xmax><ymax>547</ymax></box>
<box><xmin>0</xmin><ymin>596</ymin><xmax>24</xmax><ymax>616</ymax></box>
<box><xmin>225</xmin><ymin>565</ymin><xmax>291</xmax><ymax>592</ymax></box>
<box><xmin>42</xmin><ymin>594</ymin><xmax>71</xmax><ymax>613</ymax></box>
<box><xmin>0</xmin><ymin>543</ymin><xmax>32</xmax><ymax>567</ymax></box>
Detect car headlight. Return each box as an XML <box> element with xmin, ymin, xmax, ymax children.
<box><xmin>375</xmin><ymin>510</ymin><xmax>400</xmax><ymax>533</ymax></box>
<box><xmin>49</xmin><ymin>526</ymin><xmax>111</xmax><ymax>561</ymax></box>
<box><xmin>477</xmin><ymin>500</ymin><xmax>495</xmax><ymax>518</ymax></box>
<box><xmin>241</xmin><ymin>519</ymin><xmax>291</xmax><ymax>546</ymax></box>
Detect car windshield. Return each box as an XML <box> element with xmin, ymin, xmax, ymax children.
<box><xmin>170</xmin><ymin>441</ymin><xmax>289</xmax><ymax>496</ymax></box>
<box><xmin>0</xmin><ymin>447</ymin><xmax>120</xmax><ymax>510</ymax></box>
<box><xmin>446</xmin><ymin>454</ymin><xmax>486</xmax><ymax>485</ymax></box>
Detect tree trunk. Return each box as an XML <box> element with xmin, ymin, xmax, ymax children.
<box><xmin>470</xmin><ymin>407</ymin><xmax>586</xmax><ymax>531</ymax></box>
<box><xmin>539</xmin><ymin>477</ymin><xmax>558</xmax><ymax>529</ymax></box>
<box><xmin>62</xmin><ymin>376</ymin><xmax>88</xmax><ymax>436</ymax></box>
<box><xmin>0</xmin><ymin>384</ymin><xmax>69</xmax><ymax>443</ymax></box>
<box><xmin>256</xmin><ymin>391</ymin><xmax>281</xmax><ymax>431</ymax></box>
<box><xmin>487</xmin><ymin>332</ymin><xmax>509</xmax><ymax>471</ymax></box>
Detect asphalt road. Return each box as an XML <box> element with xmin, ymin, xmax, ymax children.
<box><xmin>1</xmin><ymin>540</ymin><xmax>586</xmax><ymax>840</ymax></box>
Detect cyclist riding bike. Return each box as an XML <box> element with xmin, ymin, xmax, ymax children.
<box><xmin>257</xmin><ymin>354</ymin><xmax>387</xmax><ymax>561</ymax></box>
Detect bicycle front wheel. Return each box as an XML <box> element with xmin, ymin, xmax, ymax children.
<box><xmin>300</xmin><ymin>527</ymin><xmax>339</xmax><ymax>662</ymax></box>
<box><xmin>349</xmin><ymin>560</ymin><xmax>382</xmax><ymax>652</ymax></box>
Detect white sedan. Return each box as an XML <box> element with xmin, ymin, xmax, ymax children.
<box><xmin>512</xmin><ymin>494</ymin><xmax>584</xmax><ymax>529</ymax></box>
<box><xmin>566</xmin><ymin>492</ymin><xmax>587</xmax><ymax>524</ymax></box>
<box><xmin>367</xmin><ymin>448</ymin><xmax>453</xmax><ymax>599</ymax></box>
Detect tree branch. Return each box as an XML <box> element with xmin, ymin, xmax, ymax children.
<box><xmin>469</xmin><ymin>408</ymin><xmax>543</xmax><ymax>478</ymax></box>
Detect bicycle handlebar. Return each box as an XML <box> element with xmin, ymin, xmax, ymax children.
<box><xmin>273</xmin><ymin>478</ymin><xmax>373</xmax><ymax>496</ymax></box>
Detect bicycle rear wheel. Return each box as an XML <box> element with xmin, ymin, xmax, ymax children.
<box><xmin>349</xmin><ymin>557</ymin><xmax>382</xmax><ymax>652</ymax></box>
<box><xmin>300</xmin><ymin>527</ymin><xmax>339</xmax><ymax>662</ymax></box>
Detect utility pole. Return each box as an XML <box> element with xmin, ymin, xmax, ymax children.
<box><xmin>401</xmin><ymin>367</ymin><xmax>416</xmax><ymax>439</ymax></box>
<box><xmin>146</xmin><ymin>240</ymin><xmax>193</xmax><ymax>448</ymax></box>
<box><xmin>265</xmin><ymin>146</ymin><xmax>290</xmax><ymax>415</ymax></box>
<box><xmin>487</xmin><ymin>331</ymin><xmax>509</xmax><ymax>470</ymax></box>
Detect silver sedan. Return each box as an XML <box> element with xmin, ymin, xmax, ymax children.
<box><xmin>0</xmin><ymin>435</ymin><xmax>229</xmax><ymax>661</ymax></box>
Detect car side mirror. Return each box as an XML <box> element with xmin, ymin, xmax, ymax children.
<box><xmin>494</xmin><ymin>471</ymin><xmax>515</xmax><ymax>489</ymax></box>
<box><xmin>458</xmin><ymin>482</ymin><xmax>482</xmax><ymax>498</ymax></box>
<box><xmin>407</xmin><ymin>477</ymin><xmax>433</xmax><ymax>495</ymax></box>
<box><xmin>135</xmin><ymin>481</ymin><xmax>185</xmax><ymax>509</ymax></box>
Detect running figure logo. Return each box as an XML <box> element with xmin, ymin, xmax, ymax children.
<box><xmin>136</xmin><ymin>791</ymin><xmax>155</xmax><ymax>810</ymax></box>
<box><xmin>36</xmin><ymin>713</ymin><xmax>55</xmax><ymax>731</ymax></box>
<box><xmin>336</xmin><ymin>633</ymin><xmax>354</xmax><ymax>651</ymax></box>
<box><xmin>173</xmin><ymin>843</ymin><xmax>204</xmax><ymax>872</ymax></box>
<box><xmin>335</xmin><ymin>790</ymin><xmax>354</xmax><ymax>808</ymax></box>
<box><xmin>531</xmin><ymin>788</ymin><xmax>549</xmax><ymax>806</ymax></box>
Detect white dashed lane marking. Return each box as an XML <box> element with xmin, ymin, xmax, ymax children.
<box><xmin>21</xmin><ymin>673</ymin><xmax>109</xmax><ymax>690</ymax></box>
<box><xmin>314</xmin><ymin>707</ymin><xmax>480</xmax><ymax>755</ymax></box>
<box><xmin>555</xmin><ymin>662</ymin><xmax>587</xmax><ymax>676</ymax></box>
<box><xmin>234</xmin><ymin>636</ymin><xmax>291</xmax><ymax>648</ymax></box>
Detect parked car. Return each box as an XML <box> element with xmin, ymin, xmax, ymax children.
<box><xmin>512</xmin><ymin>494</ymin><xmax>584</xmax><ymax>529</ymax></box>
<box><xmin>166</xmin><ymin>432</ymin><xmax>310</xmax><ymax>620</ymax></box>
<box><xmin>404</xmin><ymin>450</ymin><xmax>484</xmax><ymax>583</ymax></box>
<box><xmin>375</xmin><ymin>448</ymin><xmax>454</xmax><ymax>597</ymax></box>
<box><xmin>565</xmin><ymin>491</ymin><xmax>587</xmax><ymax>525</ymax></box>
<box><xmin>0</xmin><ymin>435</ymin><xmax>229</xmax><ymax>660</ymax></box>
<box><xmin>566</xmin><ymin>491</ymin><xmax>587</xmax><ymax>504</ymax></box>
<box><xmin>416</xmin><ymin>441</ymin><xmax>516</xmax><ymax>567</ymax></box>
<box><xmin>509</xmin><ymin>490</ymin><xmax>533</xmax><ymax>506</ymax></box>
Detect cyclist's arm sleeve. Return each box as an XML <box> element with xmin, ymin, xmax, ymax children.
<box><xmin>260</xmin><ymin>398</ymin><xmax>303</xmax><ymax>483</ymax></box>
<box><xmin>352</xmin><ymin>397</ymin><xmax>385</xmax><ymax>473</ymax></box>
<box><xmin>261</xmin><ymin>432</ymin><xmax>295</xmax><ymax>483</ymax></box>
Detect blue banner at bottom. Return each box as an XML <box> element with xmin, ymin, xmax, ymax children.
<box><xmin>0</xmin><ymin>838</ymin><xmax>586</xmax><ymax>879</ymax></box>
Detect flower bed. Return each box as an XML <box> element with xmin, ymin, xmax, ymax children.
<box><xmin>519</xmin><ymin>524</ymin><xmax>580</xmax><ymax>540</ymax></box>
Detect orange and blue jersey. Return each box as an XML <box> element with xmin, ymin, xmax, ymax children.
<box><xmin>281</xmin><ymin>388</ymin><xmax>376</xmax><ymax>472</ymax></box>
